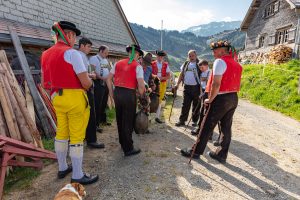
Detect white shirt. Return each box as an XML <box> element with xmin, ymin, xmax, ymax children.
<box><xmin>157</xmin><ymin>62</ymin><xmax>171</xmax><ymax>78</ymax></box>
<box><xmin>78</xmin><ymin>50</ymin><xmax>90</xmax><ymax>71</ymax></box>
<box><xmin>213</xmin><ymin>59</ymin><xmax>227</xmax><ymax>76</ymax></box>
<box><xmin>89</xmin><ymin>55</ymin><xmax>110</xmax><ymax>78</ymax></box>
<box><xmin>180</xmin><ymin>62</ymin><xmax>198</xmax><ymax>86</ymax></box>
<box><xmin>64</xmin><ymin>49</ymin><xmax>87</xmax><ymax>74</ymax></box>
<box><xmin>110</xmin><ymin>63</ymin><xmax>144</xmax><ymax>79</ymax></box>
<box><xmin>200</xmin><ymin>69</ymin><xmax>210</xmax><ymax>90</ymax></box>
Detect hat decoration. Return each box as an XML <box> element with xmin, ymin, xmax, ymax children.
<box><xmin>52</xmin><ymin>22</ymin><xmax>71</xmax><ymax>46</ymax></box>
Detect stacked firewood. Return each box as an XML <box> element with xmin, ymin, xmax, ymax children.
<box><xmin>268</xmin><ymin>45</ymin><xmax>293</xmax><ymax>64</ymax></box>
<box><xmin>0</xmin><ymin>62</ymin><xmax>43</xmax><ymax>148</ymax></box>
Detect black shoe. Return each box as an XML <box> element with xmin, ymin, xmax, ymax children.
<box><xmin>124</xmin><ymin>148</ymin><xmax>141</xmax><ymax>157</ymax></box>
<box><xmin>71</xmin><ymin>173</ymin><xmax>99</xmax><ymax>185</ymax></box>
<box><xmin>155</xmin><ymin>118</ymin><xmax>164</xmax><ymax>124</ymax></box>
<box><xmin>213</xmin><ymin>141</ymin><xmax>220</xmax><ymax>147</ymax></box>
<box><xmin>192</xmin><ymin>122</ymin><xmax>197</xmax><ymax>127</ymax></box>
<box><xmin>96</xmin><ymin>127</ymin><xmax>103</xmax><ymax>133</ymax></box>
<box><xmin>58</xmin><ymin>165</ymin><xmax>72</xmax><ymax>179</ymax></box>
<box><xmin>180</xmin><ymin>148</ymin><xmax>200</xmax><ymax>159</ymax></box>
<box><xmin>175</xmin><ymin>121</ymin><xmax>185</xmax><ymax>127</ymax></box>
<box><xmin>208</xmin><ymin>151</ymin><xmax>226</xmax><ymax>163</ymax></box>
<box><xmin>87</xmin><ymin>142</ymin><xmax>105</xmax><ymax>149</ymax></box>
<box><xmin>191</xmin><ymin>128</ymin><xmax>199</xmax><ymax>136</ymax></box>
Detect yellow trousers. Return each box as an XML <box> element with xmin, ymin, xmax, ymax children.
<box><xmin>52</xmin><ymin>89</ymin><xmax>90</xmax><ymax>144</ymax></box>
<box><xmin>159</xmin><ymin>81</ymin><xmax>167</xmax><ymax>103</ymax></box>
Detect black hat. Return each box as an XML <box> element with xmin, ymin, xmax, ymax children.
<box><xmin>210</xmin><ymin>40</ymin><xmax>231</xmax><ymax>50</ymax></box>
<box><xmin>142</xmin><ymin>52</ymin><xmax>153</xmax><ymax>66</ymax></box>
<box><xmin>126</xmin><ymin>44</ymin><xmax>144</xmax><ymax>56</ymax></box>
<box><xmin>52</xmin><ymin>21</ymin><xmax>81</xmax><ymax>36</ymax></box>
<box><xmin>156</xmin><ymin>50</ymin><xmax>167</xmax><ymax>56</ymax></box>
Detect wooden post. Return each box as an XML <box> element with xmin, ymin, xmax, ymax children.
<box><xmin>8</xmin><ymin>26</ymin><xmax>53</xmax><ymax>138</ymax></box>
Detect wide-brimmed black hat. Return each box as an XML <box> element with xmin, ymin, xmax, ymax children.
<box><xmin>126</xmin><ymin>44</ymin><xmax>144</xmax><ymax>56</ymax></box>
<box><xmin>155</xmin><ymin>50</ymin><xmax>167</xmax><ymax>57</ymax></box>
<box><xmin>210</xmin><ymin>40</ymin><xmax>231</xmax><ymax>50</ymax></box>
<box><xmin>142</xmin><ymin>52</ymin><xmax>153</xmax><ymax>66</ymax></box>
<box><xmin>52</xmin><ymin>21</ymin><xmax>81</xmax><ymax>36</ymax></box>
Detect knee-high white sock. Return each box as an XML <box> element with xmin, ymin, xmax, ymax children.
<box><xmin>156</xmin><ymin>104</ymin><xmax>162</xmax><ymax>119</ymax></box>
<box><xmin>55</xmin><ymin>139</ymin><xmax>69</xmax><ymax>171</ymax></box>
<box><xmin>70</xmin><ymin>144</ymin><xmax>84</xmax><ymax>179</ymax></box>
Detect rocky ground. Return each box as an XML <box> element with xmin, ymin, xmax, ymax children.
<box><xmin>5</xmin><ymin>89</ymin><xmax>300</xmax><ymax>200</ymax></box>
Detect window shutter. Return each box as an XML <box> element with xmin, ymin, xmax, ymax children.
<box><xmin>269</xmin><ymin>34</ymin><xmax>276</xmax><ymax>45</ymax></box>
<box><xmin>255</xmin><ymin>37</ymin><xmax>260</xmax><ymax>48</ymax></box>
<box><xmin>288</xmin><ymin>28</ymin><xmax>296</xmax><ymax>42</ymax></box>
<box><xmin>274</xmin><ymin>1</ymin><xmax>280</xmax><ymax>13</ymax></box>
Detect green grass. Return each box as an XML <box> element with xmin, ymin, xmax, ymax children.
<box><xmin>240</xmin><ymin>59</ymin><xmax>300</xmax><ymax>121</ymax></box>
<box><xmin>106</xmin><ymin>108</ymin><xmax>116</xmax><ymax>123</ymax></box>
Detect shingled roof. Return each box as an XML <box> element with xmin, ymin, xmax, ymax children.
<box><xmin>240</xmin><ymin>0</ymin><xmax>300</xmax><ymax>31</ymax></box>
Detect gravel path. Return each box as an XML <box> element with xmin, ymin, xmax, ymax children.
<box><xmin>5</xmin><ymin>90</ymin><xmax>300</xmax><ymax>200</ymax></box>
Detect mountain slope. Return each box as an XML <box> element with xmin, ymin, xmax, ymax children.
<box><xmin>130</xmin><ymin>22</ymin><xmax>245</xmax><ymax>69</ymax></box>
<box><xmin>182</xmin><ymin>21</ymin><xmax>242</xmax><ymax>37</ymax></box>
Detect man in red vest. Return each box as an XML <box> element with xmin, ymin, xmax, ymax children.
<box><xmin>151</xmin><ymin>50</ymin><xmax>171</xmax><ymax>123</ymax></box>
<box><xmin>181</xmin><ymin>40</ymin><xmax>242</xmax><ymax>163</ymax></box>
<box><xmin>41</xmin><ymin>21</ymin><xmax>98</xmax><ymax>184</ymax></box>
<box><xmin>106</xmin><ymin>44</ymin><xmax>145</xmax><ymax>156</ymax></box>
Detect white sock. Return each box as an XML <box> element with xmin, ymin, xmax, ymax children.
<box><xmin>70</xmin><ymin>144</ymin><xmax>84</xmax><ymax>179</ymax></box>
<box><xmin>156</xmin><ymin>104</ymin><xmax>162</xmax><ymax>119</ymax></box>
<box><xmin>54</xmin><ymin>139</ymin><xmax>69</xmax><ymax>171</ymax></box>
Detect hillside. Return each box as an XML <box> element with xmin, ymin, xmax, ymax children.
<box><xmin>240</xmin><ymin>60</ymin><xmax>300</xmax><ymax>120</ymax></box>
<box><xmin>182</xmin><ymin>21</ymin><xmax>242</xmax><ymax>37</ymax></box>
<box><xmin>130</xmin><ymin>23</ymin><xmax>245</xmax><ymax>69</ymax></box>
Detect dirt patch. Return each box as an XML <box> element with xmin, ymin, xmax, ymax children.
<box><xmin>5</xmin><ymin>89</ymin><xmax>300</xmax><ymax>200</ymax></box>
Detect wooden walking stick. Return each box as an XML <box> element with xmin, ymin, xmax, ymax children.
<box><xmin>168</xmin><ymin>89</ymin><xmax>177</xmax><ymax>122</ymax></box>
<box><xmin>189</xmin><ymin>104</ymin><xmax>211</xmax><ymax>164</ymax></box>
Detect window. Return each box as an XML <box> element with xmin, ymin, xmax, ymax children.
<box><xmin>264</xmin><ymin>1</ymin><xmax>280</xmax><ymax>18</ymax></box>
<box><xmin>276</xmin><ymin>28</ymin><xmax>289</xmax><ymax>44</ymax></box>
<box><xmin>259</xmin><ymin>35</ymin><xmax>265</xmax><ymax>48</ymax></box>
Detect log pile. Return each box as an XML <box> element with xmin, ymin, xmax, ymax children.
<box><xmin>268</xmin><ymin>45</ymin><xmax>293</xmax><ymax>64</ymax></box>
<box><xmin>0</xmin><ymin>62</ymin><xmax>43</xmax><ymax>148</ymax></box>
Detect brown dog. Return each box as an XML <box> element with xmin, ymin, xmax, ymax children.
<box><xmin>54</xmin><ymin>183</ymin><xmax>86</xmax><ymax>200</ymax></box>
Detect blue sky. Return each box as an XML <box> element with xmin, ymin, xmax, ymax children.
<box><xmin>119</xmin><ymin>0</ymin><xmax>252</xmax><ymax>31</ymax></box>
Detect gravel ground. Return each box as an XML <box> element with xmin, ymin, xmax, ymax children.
<box><xmin>5</xmin><ymin>89</ymin><xmax>300</xmax><ymax>200</ymax></box>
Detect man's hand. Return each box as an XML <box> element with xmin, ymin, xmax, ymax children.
<box><xmin>88</xmin><ymin>72</ymin><xmax>97</xmax><ymax>80</ymax></box>
<box><xmin>204</xmin><ymin>98</ymin><xmax>213</xmax><ymax>106</ymax></box>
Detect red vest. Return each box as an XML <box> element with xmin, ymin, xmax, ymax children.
<box><xmin>151</xmin><ymin>61</ymin><xmax>168</xmax><ymax>82</ymax></box>
<box><xmin>206</xmin><ymin>55</ymin><xmax>242</xmax><ymax>93</ymax></box>
<box><xmin>114</xmin><ymin>58</ymin><xmax>138</xmax><ymax>89</ymax></box>
<box><xmin>41</xmin><ymin>41</ymin><xmax>83</xmax><ymax>90</ymax></box>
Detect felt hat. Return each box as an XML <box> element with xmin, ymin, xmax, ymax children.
<box><xmin>52</xmin><ymin>21</ymin><xmax>81</xmax><ymax>36</ymax></box>
<box><xmin>155</xmin><ymin>50</ymin><xmax>167</xmax><ymax>57</ymax></box>
<box><xmin>126</xmin><ymin>44</ymin><xmax>144</xmax><ymax>56</ymax></box>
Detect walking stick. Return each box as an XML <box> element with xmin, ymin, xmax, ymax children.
<box><xmin>189</xmin><ymin>104</ymin><xmax>211</xmax><ymax>164</ymax></box>
<box><xmin>217</xmin><ymin>121</ymin><xmax>221</xmax><ymax>141</ymax></box>
<box><xmin>168</xmin><ymin>89</ymin><xmax>177</xmax><ymax>121</ymax></box>
<box><xmin>184</xmin><ymin>99</ymin><xmax>202</xmax><ymax>132</ymax></box>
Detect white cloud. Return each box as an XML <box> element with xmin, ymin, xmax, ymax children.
<box><xmin>119</xmin><ymin>0</ymin><xmax>215</xmax><ymax>31</ymax></box>
<box><xmin>222</xmin><ymin>17</ymin><xmax>233</xmax><ymax>22</ymax></box>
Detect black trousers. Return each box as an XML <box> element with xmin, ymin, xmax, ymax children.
<box><xmin>94</xmin><ymin>80</ymin><xmax>105</xmax><ymax>127</ymax></box>
<box><xmin>99</xmin><ymin>85</ymin><xmax>109</xmax><ymax>123</ymax></box>
<box><xmin>194</xmin><ymin>93</ymin><xmax>238</xmax><ymax>159</ymax></box>
<box><xmin>179</xmin><ymin>85</ymin><xmax>201</xmax><ymax>123</ymax></box>
<box><xmin>85</xmin><ymin>89</ymin><xmax>97</xmax><ymax>143</ymax></box>
<box><xmin>197</xmin><ymin>92</ymin><xmax>208</xmax><ymax>127</ymax></box>
<box><xmin>114</xmin><ymin>87</ymin><xmax>137</xmax><ymax>153</ymax></box>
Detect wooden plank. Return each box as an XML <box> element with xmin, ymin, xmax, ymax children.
<box><xmin>2</xmin><ymin>145</ymin><xmax>57</xmax><ymax>160</ymax></box>
<box><xmin>25</xmin><ymin>81</ymin><xmax>35</xmax><ymax>123</ymax></box>
<box><xmin>8</xmin><ymin>26</ymin><xmax>53</xmax><ymax>138</ymax></box>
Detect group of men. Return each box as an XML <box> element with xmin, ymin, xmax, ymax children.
<box><xmin>41</xmin><ymin>20</ymin><xmax>242</xmax><ymax>186</ymax></box>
